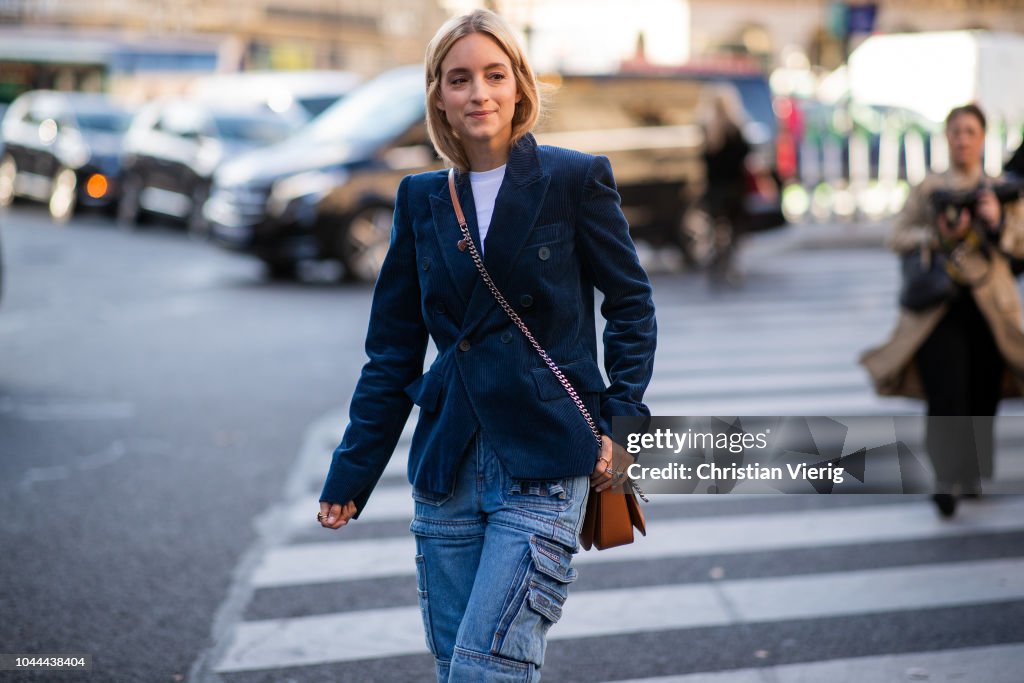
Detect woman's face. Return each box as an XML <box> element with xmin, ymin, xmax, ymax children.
<box><xmin>437</xmin><ymin>32</ymin><xmax>521</xmax><ymax>155</ymax></box>
<box><xmin>946</xmin><ymin>112</ymin><xmax>985</xmax><ymax>171</ymax></box>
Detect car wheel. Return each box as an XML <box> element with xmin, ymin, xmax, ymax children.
<box><xmin>339</xmin><ymin>203</ymin><xmax>393</xmax><ymax>283</ymax></box>
<box><xmin>0</xmin><ymin>155</ymin><xmax>16</xmax><ymax>207</ymax></box>
<box><xmin>677</xmin><ymin>204</ymin><xmax>716</xmax><ymax>270</ymax></box>
<box><xmin>117</xmin><ymin>175</ymin><xmax>143</xmax><ymax>229</ymax></box>
<box><xmin>49</xmin><ymin>167</ymin><xmax>78</xmax><ymax>222</ymax></box>
<box><xmin>260</xmin><ymin>257</ymin><xmax>299</xmax><ymax>281</ymax></box>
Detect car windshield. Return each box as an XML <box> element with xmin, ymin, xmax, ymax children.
<box><xmin>212</xmin><ymin>114</ymin><xmax>293</xmax><ymax>145</ymax></box>
<box><xmin>727</xmin><ymin>78</ymin><xmax>777</xmax><ymax>141</ymax></box>
<box><xmin>296</xmin><ymin>67</ymin><xmax>424</xmax><ymax>147</ymax></box>
<box><xmin>75</xmin><ymin>110</ymin><xmax>132</xmax><ymax>133</ymax></box>
<box><xmin>297</xmin><ymin>95</ymin><xmax>342</xmax><ymax>118</ymax></box>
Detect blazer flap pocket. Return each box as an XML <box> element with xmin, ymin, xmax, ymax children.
<box><xmin>531</xmin><ymin>359</ymin><xmax>606</xmax><ymax>401</ymax></box>
<box><xmin>404</xmin><ymin>371</ymin><xmax>443</xmax><ymax>411</ymax></box>
<box><xmin>525</xmin><ymin>222</ymin><xmax>572</xmax><ymax>246</ymax></box>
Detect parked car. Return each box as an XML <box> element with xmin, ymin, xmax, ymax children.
<box><xmin>187</xmin><ymin>70</ymin><xmax>362</xmax><ymax>125</ymax></box>
<box><xmin>0</xmin><ymin>90</ymin><xmax>132</xmax><ymax>221</ymax></box>
<box><xmin>118</xmin><ymin>98</ymin><xmax>295</xmax><ymax>232</ymax></box>
<box><xmin>205</xmin><ymin>66</ymin><xmax>427</xmax><ymax>278</ymax></box>
<box><xmin>207</xmin><ymin>64</ymin><xmax>784</xmax><ymax>281</ymax></box>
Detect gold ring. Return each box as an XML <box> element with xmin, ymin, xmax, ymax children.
<box><xmin>317</xmin><ymin>512</ymin><xmax>325</xmax><ymax>522</ymax></box>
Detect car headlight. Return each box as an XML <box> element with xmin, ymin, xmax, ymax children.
<box><xmin>57</xmin><ymin>131</ymin><xmax>90</xmax><ymax>169</ymax></box>
<box><xmin>267</xmin><ymin>169</ymin><xmax>348</xmax><ymax>217</ymax></box>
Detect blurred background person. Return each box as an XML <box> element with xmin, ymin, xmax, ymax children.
<box><xmin>861</xmin><ymin>104</ymin><xmax>1024</xmax><ymax>518</ymax></box>
<box><xmin>696</xmin><ymin>83</ymin><xmax>752</xmax><ymax>287</ymax></box>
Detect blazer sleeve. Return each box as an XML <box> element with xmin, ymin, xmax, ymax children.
<box><xmin>319</xmin><ymin>175</ymin><xmax>428</xmax><ymax>515</ymax></box>
<box><xmin>575</xmin><ymin>155</ymin><xmax>657</xmax><ymax>436</ymax></box>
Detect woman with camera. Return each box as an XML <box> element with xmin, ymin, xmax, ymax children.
<box><xmin>862</xmin><ymin>104</ymin><xmax>1024</xmax><ymax>518</ymax></box>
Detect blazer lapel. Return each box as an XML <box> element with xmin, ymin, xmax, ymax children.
<box><xmin>461</xmin><ymin>134</ymin><xmax>550</xmax><ymax>335</ymax></box>
<box><xmin>430</xmin><ymin>170</ymin><xmax>482</xmax><ymax>308</ymax></box>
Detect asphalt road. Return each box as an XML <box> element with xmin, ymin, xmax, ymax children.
<box><xmin>0</xmin><ymin>204</ymin><xmax>372</xmax><ymax>682</ymax></box>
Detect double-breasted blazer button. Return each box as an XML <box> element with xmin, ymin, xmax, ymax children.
<box><xmin>421</xmin><ymin>257</ymin><xmax>431</xmax><ymax>271</ymax></box>
<box><xmin>537</xmin><ymin>246</ymin><xmax>551</xmax><ymax>261</ymax></box>
<box><xmin>520</xmin><ymin>294</ymin><xmax>534</xmax><ymax>308</ymax></box>
<box><xmin>458</xmin><ymin>339</ymin><xmax>472</xmax><ymax>352</ymax></box>
<box><xmin>500</xmin><ymin>331</ymin><xmax>513</xmax><ymax>344</ymax></box>
<box><xmin>434</xmin><ymin>302</ymin><xmax>446</xmax><ymax>315</ymax></box>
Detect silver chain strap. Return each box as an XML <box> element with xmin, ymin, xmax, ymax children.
<box><xmin>447</xmin><ymin>168</ymin><xmax>647</xmax><ymax>501</ymax></box>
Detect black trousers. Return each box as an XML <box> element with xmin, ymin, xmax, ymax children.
<box><xmin>706</xmin><ymin>186</ymin><xmax>745</xmax><ymax>275</ymax></box>
<box><xmin>915</xmin><ymin>290</ymin><xmax>1003</xmax><ymax>490</ymax></box>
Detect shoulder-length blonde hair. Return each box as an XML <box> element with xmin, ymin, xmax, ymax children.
<box><xmin>697</xmin><ymin>82</ymin><xmax>748</xmax><ymax>152</ymax></box>
<box><xmin>424</xmin><ymin>9</ymin><xmax>541</xmax><ymax>172</ymax></box>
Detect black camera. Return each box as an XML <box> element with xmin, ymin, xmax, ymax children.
<box><xmin>930</xmin><ymin>181</ymin><xmax>1024</xmax><ymax>226</ymax></box>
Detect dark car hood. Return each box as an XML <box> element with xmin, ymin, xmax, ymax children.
<box><xmin>215</xmin><ymin>137</ymin><xmax>372</xmax><ymax>188</ymax></box>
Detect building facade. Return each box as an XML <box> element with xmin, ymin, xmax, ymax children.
<box><xmin>690</xmin><ymin>0</ymin><xmax>1024</xmax><ymax>70</ymax></box>
<box><xmin>0</xmin><ymin>0</ymin><xmax>448</xmax><ymax>102</ymax></box>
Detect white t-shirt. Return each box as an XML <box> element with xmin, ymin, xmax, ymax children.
<box><xmin>469</xmin><ymin>164</ymin><xmax>506</xmax><ymax>255</ymax></box>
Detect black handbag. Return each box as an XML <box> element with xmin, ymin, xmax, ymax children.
<box><xmin>899</xmin><ymin>246</ymin><xmax>956</xmax><ymax>312</ymax></box>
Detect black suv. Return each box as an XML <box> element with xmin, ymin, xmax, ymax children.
<box><xmin>0</xmin><ymin>90</ymin><xmax>131</xmax><ymax>221</ymax></box>
<box><xmin>206</xmin><ymin>66</ymin><xmax>428</xmax><ymax>279</ymax></box>
<box><xmin>118</xmin><ymin>99</ymin><xmax>294</xmax><ymax>232</ymax></box>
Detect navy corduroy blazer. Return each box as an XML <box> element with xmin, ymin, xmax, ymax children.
<box><xmin>319</xmin><ymin>133</ymin><xmax>657</xmax><ymax>514</ymax></box>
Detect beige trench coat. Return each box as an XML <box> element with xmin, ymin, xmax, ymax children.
<box><xmin>860</xmin><ymin>168</ymin><xmax>1024</xmax><ymax>399</ymax></box>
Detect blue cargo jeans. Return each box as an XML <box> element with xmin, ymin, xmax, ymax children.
<box><xmin>410</xmin><ymin>432</ymin><xmax>590</xmax><ymax>682</ymax></box>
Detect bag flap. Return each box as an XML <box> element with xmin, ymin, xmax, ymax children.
<box><xmin>590</xmin><ymin>488</ymin><xmax>636</xmax><ymax>550</ymax></box>
<box><xmin>626</xmin><ymin>492</ymin><xmax>647</xmax><ymax>536</ymax></box>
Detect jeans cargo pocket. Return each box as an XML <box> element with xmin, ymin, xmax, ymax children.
<box><xmin>491</xmin><ymin>536</ymin><xmax>577</xmax><ymax>666</ymax></box>
<box><xmin>414</xmin><ymin>554</ymin><xmax>437</xmax><ymax>655</ymax></box>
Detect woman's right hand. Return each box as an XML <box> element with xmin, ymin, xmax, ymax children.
<box><xmin>319</xmin><ymin>500</ymin><xmax>358</xmax><ymax>529</ymax></box>
<box><xmin>938</xmin><ymin>207</ymin><xmax>971</xmax><ymax>242</ymax></box>
<box><xmin>590</xmin><ymin>435</ymin><xmax>634</xmax><ymax>493</ymax></box>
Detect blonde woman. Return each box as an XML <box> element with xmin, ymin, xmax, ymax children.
<box><xmin>317</xmin><ymin>9</ymin><xmax>656</xmax><ymax>681</ymax></box>
<box><xmin>697</xmin><ymin>82</ymin><xmax>752</xmax><ymax>286</ymax></box>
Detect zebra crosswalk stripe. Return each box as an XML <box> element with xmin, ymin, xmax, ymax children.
<box><xmin>214</xmin><ymin>557</ymin><xmax>1024</xmax><ymax>672</ymax></box>
<box><xmin>606</xmin><ymin>643</ymin><xmax>1024</xmax><ymax>683</ymax></box>
<box><xmin>253</xmin><ymin>496</ymin><xmax>1024</xmax><ymax>588</ymax></box>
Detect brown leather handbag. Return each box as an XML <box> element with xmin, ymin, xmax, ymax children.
<box><xmin>580</xmin><ymin>486</ymin><xmax>647</xmax><ymax>550</ymax></box>
<box><xmin>447</xmin><ymin>168</ymin><xmax>647</xmax><ymax>551</ymax></box>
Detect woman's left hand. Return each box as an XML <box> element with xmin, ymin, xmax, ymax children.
<box><xmin>976</xmin><ymin>189</ymin><xmax>1002</xmax><ymax>231</ymax></box>
<box><xmin>591</xmin><ymin>435</ymin><xmax>635</xmax><ymax>492</ymax></box>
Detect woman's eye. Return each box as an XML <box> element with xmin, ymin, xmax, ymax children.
<box><xmin>450</xmin><ymin>77</ymin><xmax>467</xmax><ymax>86</ymax></box>
<box><xmin>489</xmin><ymin>73</ymin><xmax>506</xmax><ymax>81</ymax></box>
